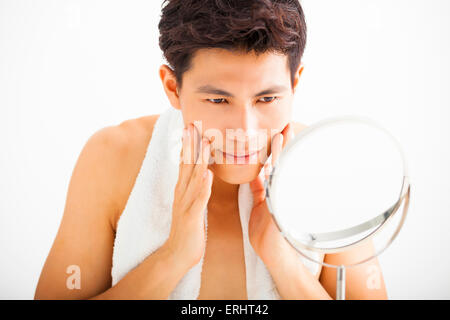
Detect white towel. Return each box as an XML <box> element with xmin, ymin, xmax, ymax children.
<box><xmin>111</xmin><ymin>106</ymin><xmax>321</xmax><ymax>299</ymax></box>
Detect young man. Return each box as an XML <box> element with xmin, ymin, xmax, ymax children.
<box><xmin>35</xmin><ymin>0</ymin><xmax>388</xmax><ymax>299</ymax></box>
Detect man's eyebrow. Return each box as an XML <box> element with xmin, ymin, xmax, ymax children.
<box><xmin>195</xmin><ymin>84</ymin><xmax>289</xmax><ymax>97</ymax></box>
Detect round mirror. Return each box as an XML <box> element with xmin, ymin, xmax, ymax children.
<box><xmin>264</xmin><ymin>116</ymin><xmax>411</xmax><ymax>300</ymax></box>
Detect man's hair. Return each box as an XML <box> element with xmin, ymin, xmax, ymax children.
<box><xmin>158</xmin><ymin>0</ymin><xmax>307</xmax><ymax>91</ymax></box>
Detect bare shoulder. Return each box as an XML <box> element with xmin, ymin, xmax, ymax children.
<box><xmin>34</xmin><ymin>113</ymin><xmax>161</xmax><ymax>299</ymax></box>
<box><xmin>86</xmin><ymin>114</ymin><xmax>161</xmax><ymax>232</ymax></box>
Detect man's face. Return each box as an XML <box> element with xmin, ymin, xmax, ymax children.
<box><xmin>176</xmin><ymin>48</ymin><xmax>296</xmax><ymax>184</ymax></box>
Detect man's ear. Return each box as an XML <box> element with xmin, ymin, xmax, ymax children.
<box><xmin>159</xmin><ymin>64</ymin><xmax>181</xmax><ymax>110</ymax></box>
<box><xmin>292</xmin><ymin>63</ymin><xmax>305</xmax><ymax>94</ymax></box>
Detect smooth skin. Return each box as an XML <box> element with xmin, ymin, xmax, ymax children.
<box><xmin>34</xmin><ymin>117</ymin><xmax>215</xmax><ymax>299</ymax></box>
<box><xmin>165</xmin><ymin>123</ymin><xmax>215</xmax><ymax>268</ymax></box>
<box><xmin>35</xmin><ymin>48</ymin><xmax>388</xmax><ymax>299</ymax></box>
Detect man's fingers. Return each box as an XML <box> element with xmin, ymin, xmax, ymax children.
<box><xmin>187</xmin><ymin>138</ymin><xmax>213</xmax><ymax>217</ymax></box>
<box><xmin>178</xmin><ymin>123</ymin><xmax>199</xmax><ymax>192</ymax></box>
<box><xmin>273</xmin><ymin>121</ymin><xmax>295</xmax><ymax>166</ymax></box>
<box><xmin>177</xmin><ymin>126</ymin><xmax>189</xmax><ymax>187</ymax></box>
<box><xmin>182</xmin><ymin>128</ymin><xmax>213</xmax><ymax>209</ymax></box>
<box><xmin>271</xmin><ymin>131</ymin><xmax>283</xmax><ymax>168</ymax></box>
<box><xmin>191</xmin><ymin>136</ymin><xmax>211</xmax><ymax>185</ymax></box>
<box><xmin>283</xmin><ymin>122</ymin><xmax>295</xmax><ymax>148</ymax></box>
<box><xmin>265</xmin><ymin>122</ymin><xmax>295</xmax><ymax>181</ymax></box>
<box><xmin>249</xmin><ymin>173</ymin><xmax>266</xmax><ymax>205</ymax></box>
<box><xmin>191</xmin><ymin>124</ymin><xmax>201</xmax><ymax>164</ymax></box>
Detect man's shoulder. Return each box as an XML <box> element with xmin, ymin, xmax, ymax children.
<box><xmin>91</xmin><ymin>114</ymin><xmax>161</xmax><ymax>154</ymax></box>
<box><xmin>85</xmin><ymin>113</ymin><xmax>161</xmax><ymax>230</ymax></box>
<box><xmin>117</xmin><ymin>114</ymin><xmax>161</xmax><ymax>146</ymax></box>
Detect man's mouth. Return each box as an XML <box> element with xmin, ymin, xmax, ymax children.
<box><xmin>219</xmin><ymin>148</ymin><xmax>262</xmax><ymax>164</ymax></box>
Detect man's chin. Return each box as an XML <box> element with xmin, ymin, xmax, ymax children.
<box><xmin>211</xmin><ymin>163</ymin><xmax>264</xmax><ymax>185</ymax></box>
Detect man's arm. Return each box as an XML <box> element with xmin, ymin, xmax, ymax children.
<box><xmin>34</xmin><ymin>123</ymin><xmax>187</xmax><ymax>299</ymax></box>
<box><xmin>90</xmin><ymin>242</ymin><xmax>189</xmax><ymax>300</ymax></box>
<box><xmin>319</xmin><ymin>239</ymin><xmax>388</xmax><ymax>300</ymax></box>
<box><xmin>261</xmin><ymin>237</ymin><xmax>333</xmax><ymax>300</ymax></box>
<box><xmin>263</xmin><ymin>238</ymin><xmax>388</xmax><ymax>300</ymax></box>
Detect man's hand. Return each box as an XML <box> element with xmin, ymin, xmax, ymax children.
<box><xmin>248</xmin><ymin>122</ymin><xmax>295</xmax><ymax>261</ymax></box>
<box><xmin>247</xmin><ymin>123</ymin><xmax>333</xmax><ymax>300</ymax></box>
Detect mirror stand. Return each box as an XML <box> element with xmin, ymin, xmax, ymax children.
<box><xmin>336</xmin><ymin>265</ymin><xmax>346</xmax><ymax>300</ymax></box>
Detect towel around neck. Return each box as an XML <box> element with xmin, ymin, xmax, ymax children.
<box><xmin>111</xmin><ymin>107</ymin><xmax>321</xmax><ymax>299</ymax></box>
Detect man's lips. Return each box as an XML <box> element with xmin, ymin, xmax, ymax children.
<box><xmin>219</xmin><ymin>148</ymin><xmax>262</xmax><ymax>158</ymax></box>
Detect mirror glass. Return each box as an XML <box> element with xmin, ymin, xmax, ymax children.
<box><xmin>266</xmin><ymin>117</ymin><xmax>410</xmax><ymax>268</ymax></box>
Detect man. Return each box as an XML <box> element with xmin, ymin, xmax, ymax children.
<box><xmin>35</xmin><ymin>0</ymin><xmax>387</xmax><ymax>299</ymax></box>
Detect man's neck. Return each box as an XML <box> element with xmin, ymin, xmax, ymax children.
<box><xmin>208</xmin><ymin>174</ymin><xmax>239</xmax><ymax>212</ymax></box>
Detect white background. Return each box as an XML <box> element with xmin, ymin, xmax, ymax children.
<box><xmin>1</xmin><ymin>0</ymin><xmax>449</xmax><ymax>299</ymax></box>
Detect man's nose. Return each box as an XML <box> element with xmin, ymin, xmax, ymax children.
<box><xmin>233</xmin><ymin>107</ymin><xmax>259</xmax><ymax>142</ymax></box>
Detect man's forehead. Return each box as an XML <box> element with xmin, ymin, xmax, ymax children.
<box><xmin>186</xmin><ymin>48</ymin><xmax>290</xmax><ymax>85</ymax></box>
<box><xmin>190</xmin><ymin>47</ymin><xmax>288</xmax><ymax>69</ymax></box>
<box><xmin>194</xmin><ymin>84</ymin><xmax>289</xmax><ymax>98</ymax></box>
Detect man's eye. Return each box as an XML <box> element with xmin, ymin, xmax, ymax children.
<box><xmin>207</xmin><ymin>98</ymin><xmax>227</xmax><ymax>104</ymax></box>
<box><xmin>259</xmin><ymin>96</ymin><xmax>278</xmax><ymax>103</ymax></box>
<box><xmin>206</xmin><ymin>97</ymin><xmax>279</xmax><ymax>104</ymax></box>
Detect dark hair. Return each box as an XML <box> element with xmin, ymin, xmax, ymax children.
<box><xmin>158</xmin><ymin>0</ymin><xmax>307</xmax><ymax>91</ymax></box>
